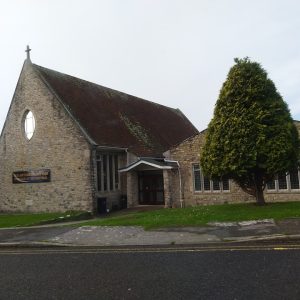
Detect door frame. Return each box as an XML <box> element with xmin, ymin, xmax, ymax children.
<box><xmin>138</xmin><ymin>171</ymin><xmax>164</xmax><ymax>205</ymax></box>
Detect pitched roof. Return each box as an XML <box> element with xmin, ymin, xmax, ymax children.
<box><xmin>119</xmin><ymin>158</ymin><xmax>178</xmax><ymax>172</ymax></box>
<box><xmin>34</xmin><ymin>64</ymin><xmax>198</xmax><ymax>156</ymax></box>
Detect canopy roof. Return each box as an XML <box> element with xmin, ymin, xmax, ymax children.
<box><xmin>119</xmin><ymin>158</ymin><xmax>178</xmax><ymax>172</ymax></box>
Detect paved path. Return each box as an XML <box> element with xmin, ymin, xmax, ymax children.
<box><xmin>1</xmin><ymin>218</ymin><xmax>300</xmax><ymax>247</ymax></box>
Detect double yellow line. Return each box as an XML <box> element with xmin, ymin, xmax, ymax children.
<box><xmin>0</xmin><ymin>244</ymin><xmax>299</xmax><ymax>255</ymax></box>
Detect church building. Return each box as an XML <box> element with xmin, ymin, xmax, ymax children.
<box><xmin>0</xmin><ymin>49</ymin><xmax>299</xmax><ymax>213</ymax></box>
<box><xmin>0</xmin><ymin>50</ymin><xmax>198</xmax><ymax>213</ymax></box>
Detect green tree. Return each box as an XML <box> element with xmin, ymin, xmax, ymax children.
<box><xmin>201</xmin><ymin>58</ymin><xmax>299</xmax><ymax>205</ymax></box>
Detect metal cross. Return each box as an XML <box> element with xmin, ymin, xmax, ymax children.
<box><xmin>25</xmin><ymin>45</ymin><xmax>31</xmax><ymax>60</ymax></box>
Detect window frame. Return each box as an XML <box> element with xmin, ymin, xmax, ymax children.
<box><xmin>266</xmin><ymin>177</ymin><xmax>277</xmax><ymax>191</ymax></box>
<box><xmin>96</xmin><ymin>153</ymin><xmax>120</xmax><ymax>192</ymax></box>
<box><xmin>289</xmin><ymin>169</ymin><xmax>300</xmax><ymax>191</ymax></box>
<box><xmin>221</xmin><ymin>176</ymin><xmax>230</xmax><ymax>191</ymax></box>
<box><xmin>192</xmin><ymin>164</ymin><xmax>202</xmax><ymax>192</ymax></box>
<box><xmin>192</xmin><ymin>163</ymin><xmax>230</xmax><ymax>193</ymax></box>
<box><xmin>266</xmin><ymin>168</ymin><xmax>300</xmax><ymax>193</ymax></box>
<box><xmin>277</xmin><ymin>172</ymin><xmax>289</xmax><ymax>191</ymax></box>
<box><xmin>23</xmin><ymin>110</ymin><xmax>36</xmax><ymax>141</ymax></box>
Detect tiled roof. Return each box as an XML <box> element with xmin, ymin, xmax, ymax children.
<box><xmin>34</xmin><ymin>64</ymin><xmax>198</xmax><ymax>156</ymax></box>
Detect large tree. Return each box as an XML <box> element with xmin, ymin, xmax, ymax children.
<box><xmin>201</xmin><ymin>58</ymin><xmax>299</xmax><ymax>205</ymax></box>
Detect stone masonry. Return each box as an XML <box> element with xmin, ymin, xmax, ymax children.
<box><xmin>1</xmin><ymin>59</ymin><xmax>299</xmax><ymax>213</ymax></box>
<box><xmin>0</xmin><ymin>60</ymin><xmax>94</xmax><ymax>212</ymax></box>
<box><xmin>169</xmin><ymin>122</ymin><xmax>300</xmax><ymax>207</ymax></box>
<box><xmin>163</xmin><ymin>169</ymin><xmax>171</xmax><ymax>208</ymax></box>
<box><xmin>127</xmin><ymin>171</ymin><xmax>139</xmax><ymax>207</ymax></box>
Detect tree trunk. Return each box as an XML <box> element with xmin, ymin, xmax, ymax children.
<box><xmin>254</xmin><ymin>173</ymin><xmax>266</xmax><ymax>205</ymax></box>
<box><xmin>255</xmin><ymin>185</ymin><xmax>265</xmax><ymax>205</ymax></box>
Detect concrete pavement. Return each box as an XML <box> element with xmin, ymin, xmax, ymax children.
<box><xmin>1</xmin><ymin>218</ymin><xmax>300</xmax><ymax>247</ymax></box>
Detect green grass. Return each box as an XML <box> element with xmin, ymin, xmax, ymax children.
<box><xmin>0</xmin><ymin>211</ymin><xmax>91</xmax><ymax>228</ymax></box>
<box><xmin>82</xmin><ymin>202</ymin><xmax>300</xmax><ymax>229</ymax></box>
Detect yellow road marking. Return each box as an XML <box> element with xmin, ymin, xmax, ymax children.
<box><xmin>273</xmin><ymin>247</ymin><xmax>289</xmax><ymax>250</ymax></box>
<box><xmin>0</xmin><ymin>244</ymin><xmax>300</xmax><ymax>255</ymax></box>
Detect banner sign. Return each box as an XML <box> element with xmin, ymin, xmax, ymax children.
<box><xmin>12</xmin><ymin>169</ymin><xmax>51</xmax><ymax>184</ymax></box>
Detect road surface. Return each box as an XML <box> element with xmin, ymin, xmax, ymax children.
<box><xmin>0</xmin><ymin>244</ymin><xmax>300</xmax><ymax>299</ymax></box>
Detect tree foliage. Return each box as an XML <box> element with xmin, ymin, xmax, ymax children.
<box><xmin>201</xmin><ymin>58</ymin><xmax>299</xmax><ymax>205</ymax></box>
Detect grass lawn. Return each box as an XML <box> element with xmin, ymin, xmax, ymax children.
<box><xmin>82</xmin><ymin>201</ymin><xmax>300</xmax><ymax>229</ymax></box>
<box><xmin>0</xmin><ymin>211</ymin><xmax>91</xmax><ymax>228</ymax></box>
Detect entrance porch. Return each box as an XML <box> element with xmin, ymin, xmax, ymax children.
<box><xmin>119</xmin><ymin>158</ymin><xmax>178</xmax><ymax>208</ymax></box>
<box><xmin>138</xmin><ymin>170</ymin><xmax>164</xmax><ymax>205</ymax></box>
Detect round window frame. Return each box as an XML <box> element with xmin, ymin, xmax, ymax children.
<box><xmin>23</xmin><ymin>110</ymin><xmax>36</xmax><ymax>141</ymax></box>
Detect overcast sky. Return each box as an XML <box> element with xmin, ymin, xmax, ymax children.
<box><xmin>1</xmin><ymin>0</ymin><xmax>300</xmax><ymax>132</ymax></box>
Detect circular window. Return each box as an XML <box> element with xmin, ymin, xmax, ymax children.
<box><xmin>24</xmin><ymin>110</ymin><xmax>36</xmax><ymax>140</ymax></box>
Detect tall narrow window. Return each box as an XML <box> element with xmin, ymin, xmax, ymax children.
<box><xmin>222</xmin><ymin>177</ymin><xmax>230</xmax><ymax>191</ymax></box>
<box><xmin>109</xmin><ymin>155</ymin><xmax>113</xmax><ymax>191</ymax></box>
<box><xmin>96</xmin><ymin>160</ymin><xmax>102</xmax><ymax>191</ymax></box>
<box><xmin>114</xmin><ymin>156</ymin><xmax>119</xmax><ymax>189</ymax></box>
<box><xmin>24</xmin><ymin>111</ymin><xmax>36</xmax><ymax>140</ymax></box>
<box><xmin>103</xmin><ymin>154</ymin><xmax>107</xmax><ymax>191</ymax></box>
<box><xmin>96</xmin><ymin>153</ymin><xmax>120</xmax><ymax>192</ymax></box>
<box><xmin>289</xmin><ymin>169</ymin><xmax>300</xmax><ymax>190</ymax></box>
<box><xmin>203</xmin><ymin>176</ymin><xmax>210</xmax><ymax>191</ymax></box>
<box><xmin>278</xmin><ymin>172</ymin><xmax>288</xmax><ymax>190</ymax></box>
<box><xmin>266</xmin><ymin>179</ymin><xmax>276</xmax><ymax>190</ymax></box>
<box><xmin>212</xmin><ymin>179</ymin><xmax>220</xmax><ymax>191</ymax></box>
<box><xmin>193</xmin><ymin>164</ymin><xmax>201</xmax><ymax>191</ymax></box>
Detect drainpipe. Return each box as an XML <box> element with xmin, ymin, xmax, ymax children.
<box><xmin>91</xmin><ymin>145</ymin><xmax>98</xmax><ymax>215</ymax></box>
<box><xmin>174</xmin><ymin>161</ymin><xmax>184</xmax><ymax>208</ymax></box>
<box><xmin>164</xmin><ymin>159</ymin><xmax>184</xmax><ymax>208</ymax></box>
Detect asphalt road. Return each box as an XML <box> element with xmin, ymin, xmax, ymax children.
<box><xmin>1</xmin><ymin>245</ymin><xmax>300</xmax><ymax>300</ymax></box>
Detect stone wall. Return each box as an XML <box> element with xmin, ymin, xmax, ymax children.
<box><xmin>163</xmin><ymin>169</ymin><xmax>171</xmax><ymax>208</ymax></box>
<box><xmin>169</xmin><ymin>134</ymin><xmax>253</xmax><ymax>207</ymax></box>
<box><xmin>169</xmin><ymin>123</ymin><xmax>300</xmax><ymax>206</ymax></box>
<box><xmin>127</xmin><ymin>171</ymin><xmax>139</xmax><ymax>207</ymax></box>
<box><xmin>0</xmin><ymin>61</ymin><xmax>94</xmax><ymax>212</ymax></box>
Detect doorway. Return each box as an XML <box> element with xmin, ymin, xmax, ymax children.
<box><xmin>138</xmin><ymin>171</ymin><xmax>164</xmax><ymax>205</ymax></box>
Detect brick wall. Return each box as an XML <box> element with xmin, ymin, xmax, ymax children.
<box><xmin>0</xmin><ymin>61</ymin><xmax>94</xmax><ymax>212</ymax></box>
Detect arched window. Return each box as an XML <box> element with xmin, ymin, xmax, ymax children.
<box><xmin>24</xmin><ymin>111</ymin><xmax>36</xmax><ymax>140</ymax></box>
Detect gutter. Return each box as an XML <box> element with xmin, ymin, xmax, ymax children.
<box><xmin>96</xmin><ymin>146</ymin><xmax>128</xmax><ymax>152</ymax></box>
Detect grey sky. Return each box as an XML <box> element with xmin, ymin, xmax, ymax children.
<box><xmin>1</xmin><ymin>0</ymin><xmax>300</xmax><ymax>132</ymax></box>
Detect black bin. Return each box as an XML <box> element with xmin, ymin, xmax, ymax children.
<box><xmin>97</xmin><ymin>197</ymin><xmax>107</xmax><ymax>214</ymax></box>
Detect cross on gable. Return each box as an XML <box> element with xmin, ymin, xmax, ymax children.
<box><xmin>25</xmin><ymin>45</ymin><xmax>31</xmax><ymax>60</ymax></box>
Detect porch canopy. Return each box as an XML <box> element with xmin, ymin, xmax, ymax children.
<box><xmin>119</xmin><ymin>158</ymin><xmax>178</xmax><ymax>172</ymax></box>
<box><xmin>119</xmin><ymin>158</ymin><xmax>178</xmax><ymax>207</ymax></box>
